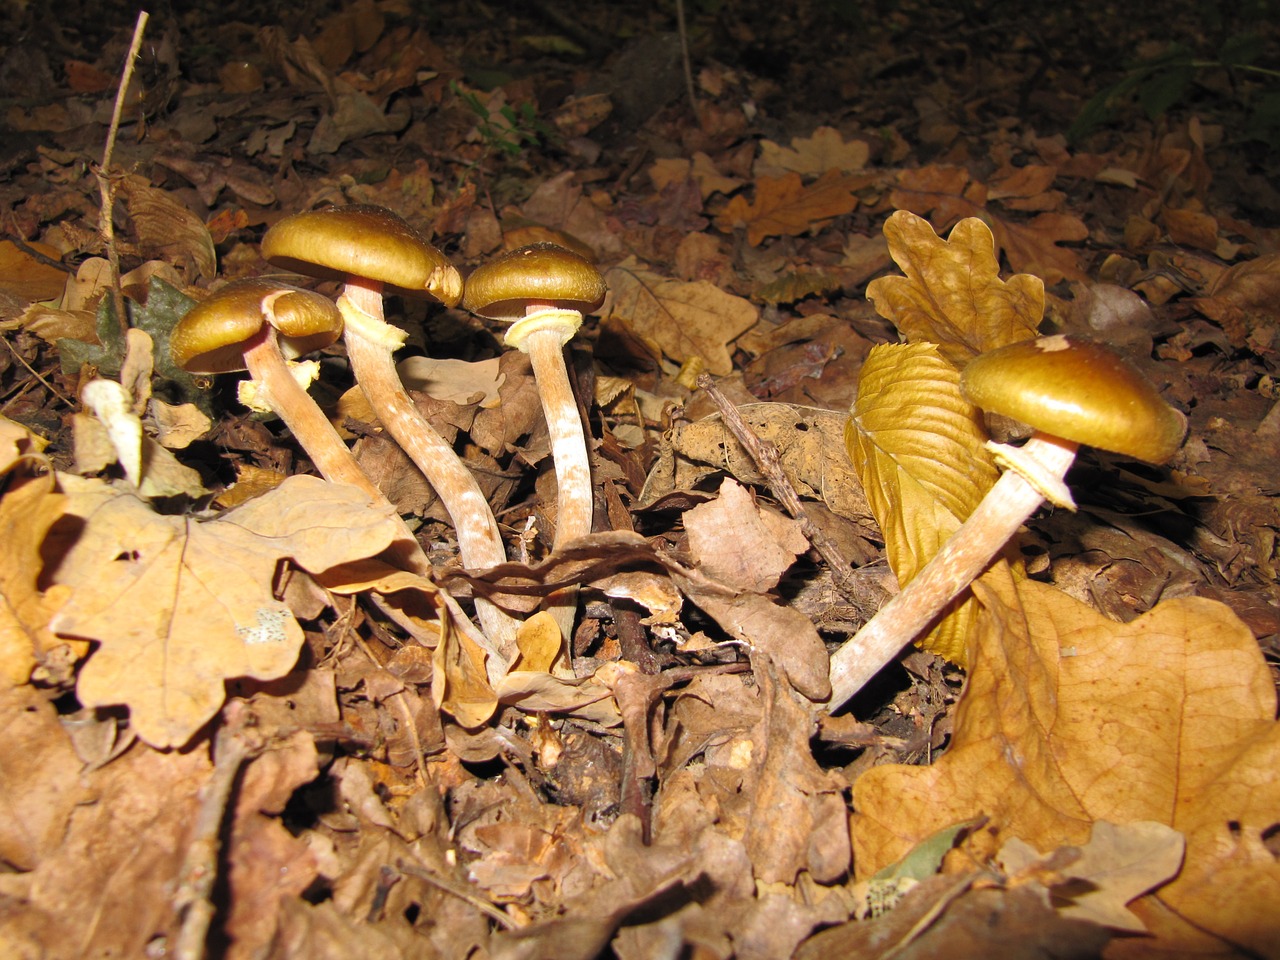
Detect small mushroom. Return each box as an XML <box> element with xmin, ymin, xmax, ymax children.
<box><xmin>462</xmin><ymin>243</ymin><xmax>607</xmax><ymax>644</ymax></box>
<box><xmin>261</xmin><ymin>205</ymin><xmax>517</xmax><ymax>656</ymax></box>
<box><xmin>171</xmin><ymin>277</ymin><xmax>381</xmax><ymax>501</ymax></box>
<box><xmin>828</xmin><ymin>335</ymin><xmax>1187</xmax><ymax>710</ymax></box>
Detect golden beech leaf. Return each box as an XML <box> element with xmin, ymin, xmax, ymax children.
<box><xmin>714</xmin><ymin>170</ymin><xmax>861</xmax><ymax>246</ymax></box>
<box><xmin>845</xmin><ymin>343</ymin><xmax>1000</xmax><ymax>663</ymax></box>
<box><xmin>602</xmin><ymin>259</ymin><xmax>758</xmax><ymax>376</ymax></box>
<box><xmin>866</xmin><ymin>210</ymin><xmax>1043</xmax><ymax>367</ymax></box>
<box><xmin>49</xmin><ymin>475</ymin><xmax>413</xmax><ymax>748</ymax></box>
<box><xmin>852</xmin><ymin>569</ymin><xmax>1280</xmax><ymax>956</ymax></box>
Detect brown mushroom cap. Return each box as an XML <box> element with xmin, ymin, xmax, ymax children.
<box><xmin>170</xmin><ymin>278</ymin><xmax>343</xmax><ymax>374</ymax></box>
<box><xmin>461</xmin><ymin>243</ymin><xmax>606</xmax><ymax>322</ymax></box>
<box><xmin>960</xmin><ymin>335</ymin><xmax>1186</xmax><ymax>464</ymax></box>
<box><xmin>261</xmin><ymin>204</ymin><xmax>463</xmax><ymax>307</ymax></box>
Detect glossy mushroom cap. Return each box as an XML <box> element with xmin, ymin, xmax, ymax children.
<box><xmin>261</xmin><ymin>204</ymin><xmax>463</xmax><ymax>307</ymax></box>
<box><xmin>170</xmin><ymin>278</ymin><xmax>344</xmax><ymax>374</ymax></box>
<box><xmin>960</xmin><ymin>335</ymin><xmax>1187</xmax><ymax>464</ymax></box>
<box><xmin>462</xmin><ymin>243</ymin><xmax>606</xmax><ymax>322</ymax></box>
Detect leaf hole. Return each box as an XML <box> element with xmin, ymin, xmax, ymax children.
<box><xmin>1261</xmin><ymin>823</ymin><xmax>1280</xmax><ymax>860</ymax></box>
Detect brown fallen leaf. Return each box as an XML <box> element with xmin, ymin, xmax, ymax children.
<box><xmin>684</xmin><ymin>478</ymin><xmax>807</xmax><ymax>593</ymax></box>
<box><xmin>49</xmin><ymin>474</ymin><xmax>415</xmax><ymax>747</ymax></box>
<box><xmin>1187</xmin><ymin>253</ymin><xmax>1280</xmax><ymax>350</ymax></box>
<box><xmin>757</xmin><ymin>126</ymin><xmax>870</xmax><ymax>177</ymax></box>
<box><xmin>852</xmin><ymin>569</ymin><xmax>1280</xmax><ymax>957</ymax></box>
<box><xmin>603</xmin><ymin>258</ymin><xmax>758</xmax><ymax>375</ymax></box>
<box><xmin>866</xmin><ymin>211</ymin><xmax>1043</xmax><ymax>366</ymax></box>
<box><xmin>0</xmin><ymin>472</ymin><xmax>74</xmax><ymax>685</ymax></box>
<box><xmin>665</xmin><ymin>402</ymin><xmax>876</xmax><ymax>532</ymax></box>
<box><xmin>715</xmin><ymin>169</ymin><xmax>863</xmax><ymax>246</ymax></box>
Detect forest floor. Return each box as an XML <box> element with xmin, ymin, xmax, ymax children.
<box><xmin>1</xmin><ymin>1</ymin><xmax>1278</xmax><ymax>958</ymax></box>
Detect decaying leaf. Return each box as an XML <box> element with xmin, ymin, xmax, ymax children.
<box><xmin>603</xmin><ymin>258</ymin><xmax>758</xmax><ymax>375</ymax></box>
<box><xmin>998</xmin><ymin>820</ymin><xmax>1185</xmax><ymax>933</ymax></box>
<box><xmin>685</xmin><ymin>478</ymin><xmax>807</xmax><ymax>593</ymax></box>
<box><xmin>49</xmin><ymin>474</ymin><xmax>415</xmax><ymax>747</ymax></box>
<box><xmin>866</xmin><ymin>211</ymin><xmax>1043</xmax><ymax>366</ymax></box>
<box><xmin>845</xmin><ymin>342</ymin><xmax>1000</xmax><ymax>663</ymax></box>
<box><xmin>664</xmin><ymin>402</ymin><xmax>876</xmax><ymax>532</ymax></box>
<box><xmin>852</xmin><ymin>570</ymin><xmax>1280</xmax><ymax>957</ymax></box>
<box><xmin>714</xmin><ymin>170</ymin><xmax>862</xmax><ymax>246</ymax></box>
<box><xmin>757</xmin><ymin>126</ymin><xmax>870</xmax><ymax>177</ymax></box>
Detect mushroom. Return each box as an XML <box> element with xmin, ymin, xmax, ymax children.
<box><xmin>461</xmin><ymin>243</ymin><xmax>607</xmax><ymax>644</ymax></box>
<box><xmin>260</xmin><ymin>204</ymin><xmax>518</xmax><ymax>656</ymax></box>
<box><xmin>171</xmin><ymin>277</ymin><xmax>383</xmax><ymax>503</ymax></box>
<box><xmin>828</xmin><ymin>335</ymin><xmax>1186</xmax><ymax>710</ymax></box>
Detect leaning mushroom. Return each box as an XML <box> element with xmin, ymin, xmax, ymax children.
<box><xmin>828</xmin><ymin>335</ymin><xmax>1187</xmax><ymax>710</ymax></box>
<box><xmin>261</xmin><ymin>204</ymin><xmax>518</xmax><ymax>656</ymax></box>
<box><xmin>171</xmin><ymin>277</ymin><xmax>383</xmax><ymax>502</ymax></box>
<box><xmin>461</xmin><ymin>243</ymin><xmax>607</xmax><ymax>645</ymax></box>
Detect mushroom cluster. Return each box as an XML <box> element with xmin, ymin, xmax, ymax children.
<box><xmin>171</xmin><ymin>204</ymin><xmax>608</xmax><ymax>668</ymax></box>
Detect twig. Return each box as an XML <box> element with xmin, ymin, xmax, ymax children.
<box><xmin>172</xmin><ymin>701</ymin><xmax>262</xmax><ymax>960</ymax></box>
<box><xmin>96</xmin><ymin>9</ymin><xmax>149</xmax><ymax>341</ymax></box>
<box><xmin>695</xmin><ymin>374</ymin><xmax>862</xmax><ymax>597</ymax></box>
<box><xmin>675</xmin><ymin>0</ymin><xmax>701</xmax><ymax>126</ymax></box>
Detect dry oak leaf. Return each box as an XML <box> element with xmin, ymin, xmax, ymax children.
<box><xmin>0</xmin><ymin>471</ymin><xmax>75</xmax><ymax>685</ymax></box>
<box><xmin>845</xmin><ymin>343</ymin><xmax>1001</xmax><ymax>665</ymax></box>
<box><xmin>49</xmin><ymin>474</ymin><xmax>414</xmax><ymax>748</ymax></box>
<box><xmin>852</xmin><ymin>569</ymin><xmax>1280</xmax><ymax>958</ymax></box>
<box><xmin>757</xmin><ymin>126</ymin><xmax>870</xmax><ymax>177</ymax></box>
<box><xmin>666</xmin><ymin>403</ymin><xmax>876</xmax><ymax>533</ymax></box>
<box><xmin>866</xmin><ymin>210</ymin><xmax>1043</xmax><ymax>367</ymax></box>
<box><xmin>602</xmin><ymin>258</ymin><xmax>758</xmax><ymax>376</ymax></box>
<box><xmin>714</xmin><ymin>170</ymin><xmax>862</xmax><ymax>247</ymax></box>
<box><xmin>1187</xmin><ymin>253</ymin><xmax>1280</xmax><ymax>349</ymax></box>
<box><xmin>116</xmin><ymin>175</ymin><xmax>217</xmax><ymax>281</ymax></box>
<box><xmin>684</xmin><ymin>478</ymin><xmax>807</xmax><ymax>594</ymax></box>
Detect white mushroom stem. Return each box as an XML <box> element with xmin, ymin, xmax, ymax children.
<box><xmin>827</xmin><ymin>432</ymin><xmax>1079</xmax><ymax>711</ymax></box>
<box><xmin>241</xmin><ymin>326</ymin><xmax>432</xmax><ymax>578</ymax></box>
<box><xmin>337</xmin><ymin>279</ymin><xmax>518</xmax><ymax>665</ymax></box>
<box><xmin>505</xmin><ymin>308</ymin><xmax>594</xmax><ymax>655</ymax></box>
<box><xmin>241</xmin><ymin>327</ymin><xmax>386</xmax><ymax>502</ymax></box>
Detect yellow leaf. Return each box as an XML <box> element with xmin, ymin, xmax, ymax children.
<box><xmin>852</xmin><ymin>571</ymin><xmax>1280</xmax><ymax>957</ymax></box>
<box><xmin>515</xmin><ymin>610</ymin><xmax>563</xmax><ymax>673</ymax></box>
<box><xmin>49</xmin><ymin>475</ymin><xmax>411</xmax><ymax>747</ymax></box>
<box><xmin>845</xmin><ymin>343</ymin><xmax>1000</xmax><ymax>663</ymax></box>
<box><xmin>433</xmin><ymin>605</ymin><xmax>497</xmax><ymax>729</ymax></box>
<box><xmin>866</xmin><ymin>211</ymin><xmax>1043</xmax><ymax>367</ymax></box>
<box><xmin>0</xmin><ymin>473</ymin><xmax>73</xmax><ymax>684</ymax></box>
<box><xmin>603</xmin><ymin>259</ymin><xmax>758</xmax><ymax>376</ymax></box>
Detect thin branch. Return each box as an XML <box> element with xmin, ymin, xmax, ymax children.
<box><xmin>96</xmin><ymin>9</ymin><xmax>149</xmax><ymax>341</ymax></box>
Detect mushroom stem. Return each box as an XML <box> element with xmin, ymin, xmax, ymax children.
<box><xmin>827</xmin><ymin>432</ymin><xmax>1078</xmax><ymax>711</ymax></box>
<box><xmin>337</xmin><ymin>279</ymin><xmax>518</xmax><ymax>665</ymax></box>
<box><xmin>241</xmin><ymin>328</ymin><xmax>432</xmax><ymax>577</ymax></box>
<box><xmin>507</xmin><ymin>309</ymin><xmax>594</xmax><ymax>655</ymax></box>
<box><xmin>241</xmin><ymin>329</ymin><xmax>385</xmax><ymax>501</ymax></box>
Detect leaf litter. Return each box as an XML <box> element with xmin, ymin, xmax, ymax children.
<box><xmin>0</xmin><ymin>1</ymin><xmax>1277</xmax><ymax>958</ymax></box>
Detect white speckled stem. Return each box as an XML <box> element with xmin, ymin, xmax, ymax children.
<box><xmin>827</xmin><ymin>432</ymin><xmax>1079</xmax><ymax>712</ymax></box>
<box><xmin>521</xmin><ymin>326</ymin><xmax>593</xmax><ymax>651</ymax></box>
<box><xmin>339</xmin><ymin>282</ymin><xmax>519</xmax><ymax>665</ymax></box>
<box><xmin>242</xmin><ymin>329</ymin><xmax>431</xmax><ymax>576</ymax></box>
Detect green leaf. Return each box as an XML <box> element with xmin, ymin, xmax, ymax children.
<box><xmin>1138</xmin><ymin>64</ymin><xmax>1194</xmax><ymax>120</ymax></box>
<box><xmin>57</xmin><ymin>296</ymin><xmax>126</xmax><ymax>377</ymax></box>
<box><xmin>845</xmin><ymin>343</ymin><xmax>999</xmax><ymax>663</ymax></box>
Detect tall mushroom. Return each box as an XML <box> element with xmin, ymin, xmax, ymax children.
<box><xmin>461</xmin><ymin>243</ymin><xmax>607</xmax><ymax>646</ymax></box>
<box><xmin>260</xmin><ymin>204</ymin><xmax>518</xmax><ymax>656</ymax></box>
<box><xmin>828</xmin><ymin>335</ymin><xmax>1186</xmax><ymax>710</ymax></box>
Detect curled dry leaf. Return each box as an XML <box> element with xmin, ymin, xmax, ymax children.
<box><xmin>603</xmin><ymin>258</ymin><xmax>758</xmax><ymax>376</ymax></box>
<box><xmin>845</xmin><ymin>342</ymin><xmax>1001</xmax><ymax>664</ymax></box>
<box><xmin>664</xmin><ymin>402</ymin><xmax>876</xmax><ymax>532</ymax></box>
<box><xmin>49</xmin><ymin>475</ymin><xmax>416</xmax><ymax>747</ymax></box>
<box><xmin>852</xmin><ymin>569</ymin><xmax>1280</xmax><ymax>957</ymax></box>
<box><xmin>866</xmin><ymin>210</ymin><xmax>1043</xmax><ymax>367</ymax></box>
